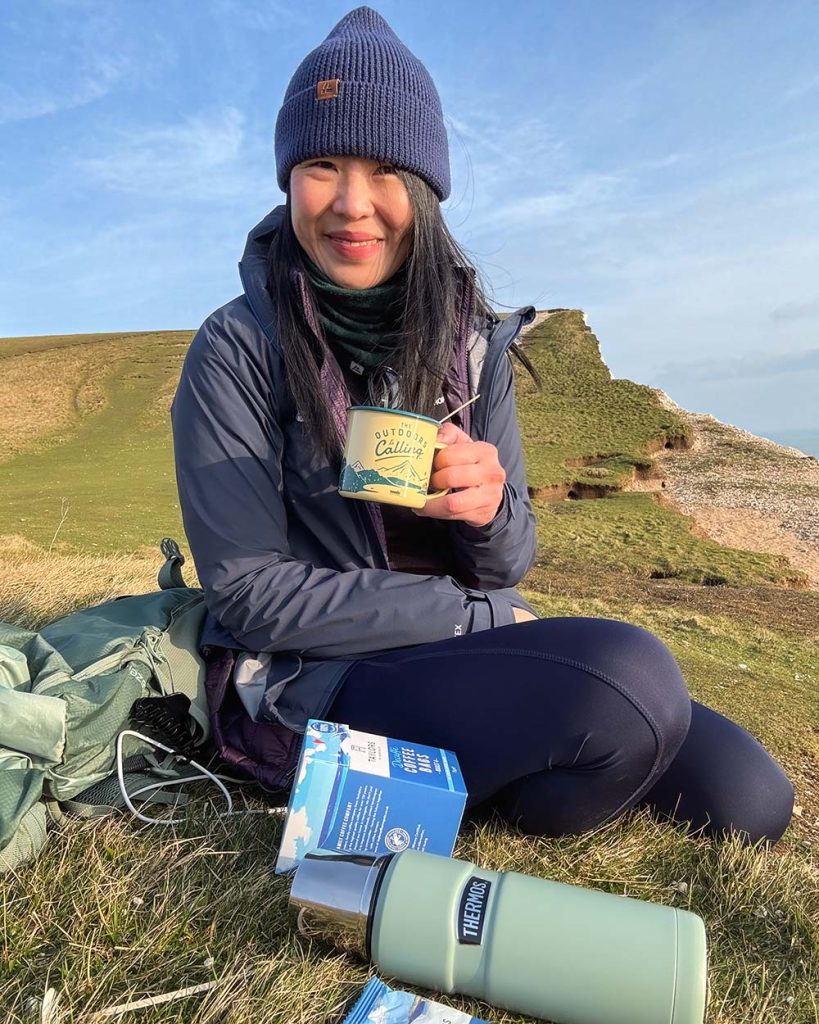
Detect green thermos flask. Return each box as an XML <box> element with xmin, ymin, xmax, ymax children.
<box><xmin>290</xmin><ymin>849</ymin><xmax>707</xmax><ymax>1024</ymax></box>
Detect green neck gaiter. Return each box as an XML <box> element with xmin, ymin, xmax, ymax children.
<box><xmin>303</xmin><ymin>254</ymin><xmax>408</xmax><ymax>370</ymax></box>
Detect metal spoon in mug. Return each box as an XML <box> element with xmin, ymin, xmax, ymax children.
<box><xmin>438</xmin><ymin>393</ymin><xmax>481</xmax><ymax>424</ymax></box>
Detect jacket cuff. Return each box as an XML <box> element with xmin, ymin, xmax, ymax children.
<box><xmin>455</xmin><ymin>486</ymin><xmax>512</xmax><ymax>542</ymax></box>
<box><xmin>485</xmin><ymin>590</ymin><xmax>517</xmax><ymax>628</ymax></box>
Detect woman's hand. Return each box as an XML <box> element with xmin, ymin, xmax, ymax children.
<box><xmin>414</xmin><ymin>422</ymin><xmax>506</xmax><ymax>528</ymax></box>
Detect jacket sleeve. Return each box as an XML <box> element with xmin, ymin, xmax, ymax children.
<box><xmin>447</xmin><ymin>350</ymin><xmax>538</xmax><ymax>590</ymax></box>
<box><xmin>171</xmin><ymin>310</ymin><xmax>515</xmax><ymax>659</ymax></box>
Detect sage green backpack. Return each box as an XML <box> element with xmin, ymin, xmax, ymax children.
<box><xmin>0</xmin><ymin>540</ymin><xmax>210</xmax><ymax>873</ymax></box>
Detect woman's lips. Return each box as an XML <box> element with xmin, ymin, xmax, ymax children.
<box><xmin>326</xmin><ymin>235</ymin><xmax>384</xmax><ymax>260</ymax></box>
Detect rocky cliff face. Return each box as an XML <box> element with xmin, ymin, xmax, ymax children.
<box><xmin>653</xmin><ymin>396</ymin><xmax>819</xmax><ymax>589</ymax></box>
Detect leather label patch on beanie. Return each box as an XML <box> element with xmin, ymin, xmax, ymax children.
<box><xmin>316</xmin><ymin>78</ymin><xmax>340</xmax><ymax>100</ymax></box>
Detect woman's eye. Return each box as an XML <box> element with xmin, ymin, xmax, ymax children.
<box><xmin>312</xmin><ymin>160</ymin><xmax>336</xmax><ymax>169</ymax></box>
<box><xmin>376</xmin><ymin>164</ymin><xmax>398</xmax><ymax>175</ymax></box>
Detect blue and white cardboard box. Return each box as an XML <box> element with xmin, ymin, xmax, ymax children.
<box><xmin>275</xmin><ymin>719</ymin><xmax>467</xmax><ymax>874</ymax></box>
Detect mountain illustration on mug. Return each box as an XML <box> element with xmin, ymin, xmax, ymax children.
<box><xmin>340</xmin><ymin>457</ymin><xmax>427</xmax><ymax>493</ymax></box>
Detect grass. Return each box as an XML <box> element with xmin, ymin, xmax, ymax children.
<box><xmin>533</xmin><ymin>492</ymin><xmax>802</xmax><ymax>587</ymax></box>
<box><xmin>514</xmin><ymin>312</ymin><xmax>691</xmax><ymax>492</ymax></box>
<box><xmin>2</xmin><ymin>807</ymin><xmax>817</xmax><ymax>1023</ymax></box>
<box><xmin>1</xmin><ymin>320</ymin><xmax>818</xmax><ymax>1022</ymax></box>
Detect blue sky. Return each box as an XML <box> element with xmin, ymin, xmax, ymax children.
<box><xmin>1</xmin><ymin>0</ymin><xmax>817</xmax><ymax>440</ymax></box>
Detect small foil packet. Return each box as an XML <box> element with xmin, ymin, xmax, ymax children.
<box><xmin>342</xmin><ymin>977</ymin><xmax>490</xmax><ymax>1024</ymax></box>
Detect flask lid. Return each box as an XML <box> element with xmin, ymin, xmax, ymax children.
<box><xmin>289</xmin><ymin>851</ymin><xmax>391</xmax><ymax>958</ymax></box>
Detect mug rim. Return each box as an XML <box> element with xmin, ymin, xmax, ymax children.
<box><xmin>347</xmin><ymin>405</ymin><xmax>440</xmax><ymax>427</ymax></box>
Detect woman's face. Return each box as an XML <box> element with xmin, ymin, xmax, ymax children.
<box><xmin>289</xmin><ymin>156</ymin><xmax>413</xmax><ymax>289</ymax></box>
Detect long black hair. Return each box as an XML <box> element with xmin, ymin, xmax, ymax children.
<box><xmin>266</xmin><ymin>169</ymin><xmax>539</xmax><ymax>460</ymax></box>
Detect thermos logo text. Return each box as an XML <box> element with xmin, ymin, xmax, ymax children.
<box><xmin>456</xmin><ymin>876</ymin><xmax>492</xmax><ymax>945</ymax></box>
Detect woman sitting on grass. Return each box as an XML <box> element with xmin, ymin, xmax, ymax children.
<box><xmin>171</xmin><ymin>6</ymin><xmax>793</xmax><ymax>844</ymax></box>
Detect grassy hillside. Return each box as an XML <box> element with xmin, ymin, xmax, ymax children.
<box><xmin>514</xmin><ymin>313</ymin><xmax>802</xmax><ymax>589</ymax></box>
<box><xmin>1</xmin><ymin>318</ymin><xmax>817</xmax><ymax>1023</ymax></box>
<box><xmin>0</xmin><ymin>316</ymin><xmax>802</xmax><ymax>584</ymax></box>
<box><xmin>515</xmin><ymin>312</ymin><xmax>690</xmax><ymax>491</ymax></box>
<box><xmin>0</xmin><ymin>331</ymin><xmax>191</xmax><ymax>551</ymax></box>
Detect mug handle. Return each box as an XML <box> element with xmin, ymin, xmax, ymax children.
<box><xmin>424</xmin><ymin>440</ymin><xmax>449</xmax><ymax>502</ymax></box>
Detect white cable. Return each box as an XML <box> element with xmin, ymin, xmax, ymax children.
<box><xmin>211</xmin><ymin>774</ymin><xmax>259</xmax><ymax>786</ymax></box>
<box><xmin>115</xmin><ymin>730</ymin><xmax>286</xmax><ymax>825</ymax></box>
<box><xmin>125</xmin><ymin>775</ymin><xmax>286</xmax><ymax>817</ymax></box>
<box><xmin>116</xmin><ymin>730</ymin><xmax>233</xmax><ymax>825</ymax></box>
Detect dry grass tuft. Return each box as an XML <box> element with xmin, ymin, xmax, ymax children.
<box><xmin>0</xmin><ymin>535</ymin><xmax>161</xmax><ymax>629</ymax></box>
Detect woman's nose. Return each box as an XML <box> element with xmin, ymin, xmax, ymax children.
<box><xmin>332</xmin><ymin>171</ymin><xmax>375</xmax><ymax>219</ymax></box>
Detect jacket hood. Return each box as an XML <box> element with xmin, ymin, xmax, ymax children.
<box><xmin>238</xmin><ymin>205</ymin><xmax>288</xmax><ymax>341</ymax></box>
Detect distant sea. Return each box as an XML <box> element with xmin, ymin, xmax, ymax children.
<box><xmin>760</xmin><ymin>430</ymin><xmax>819</xmax><ymax>458</ymax></box>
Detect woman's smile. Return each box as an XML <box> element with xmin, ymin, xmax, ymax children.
<box><xmin>326</xmin><ymin>231</ymin><xmax>385</xmax><ymax>260</ymax></box>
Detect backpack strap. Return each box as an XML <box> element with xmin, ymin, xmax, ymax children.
<box><xmin>158</xmin><ymin>537</ymin><xmax>187</xmax><ymax>590</ymax></box>
<box><xmin>48</xmin><ymin>751</ymin><xmax>194</xmax><ymax>821</ymax></box>
<box><xmin>50</xmin><ymin>777</ymin><xmax>189</xmax><ymax>820</ymax></box>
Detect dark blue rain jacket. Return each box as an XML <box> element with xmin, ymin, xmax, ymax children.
<box><xmin>171</xmin><ymin>206</ymin><xmax>538</xmax><ymax>732</ymax></box>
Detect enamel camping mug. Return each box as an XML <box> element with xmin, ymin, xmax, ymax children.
<box><xmin>338</xmin><ymin>406</ymin><xmax>447</xmax><ymax>509</ymax></box>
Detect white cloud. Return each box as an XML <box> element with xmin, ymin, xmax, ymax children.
<box><xmin>658</xmin><ymin>347</ymin><xmax>819</xmax><ymax>384</ymax></box>
<box><xmin>206</xmin><ymin>0</ymin><xmax>312</xmax><ymax>30</ymax></box>
<box><xmin>0</xmin><ymin>51</ymin><xmax>130</xmax><ymax>125</ymax></box>
<box><xmin>784</xmin><ymin>73</ymin><xmax>819</xmax><ymax>101</ymax></box>
<box><xmin>0</xmin><ymin>205</ymin><xmax>251</xmax><ymax>335</ymax></box>
<box><xmin>469</xmin><ymin>173</ymin><xmax>624</xmax><ymax>231</ymax></box>
<box><xmin>75</xmin><ymin>107</ymin><xmax>269</xmax><ymax>201</ymax></box>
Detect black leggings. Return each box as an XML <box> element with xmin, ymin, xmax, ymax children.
<box><xmin>328</xmin><ymin>618</ymin><xmax>794</xmax><ymax>844</ymax></box>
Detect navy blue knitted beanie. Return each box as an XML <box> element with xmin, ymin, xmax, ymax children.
<box><xmin>275</xmin><ymin>6</ymin><xmax>450</xmax><ymax>200</ymax></box>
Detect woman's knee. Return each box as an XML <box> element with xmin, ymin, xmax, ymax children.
<box><xmin>697</xmin><ymin>711</ymin><xmax>795</xmax><ymax>844</ymax></box>
<box><xmin>545</xmin><ymin>617</ymin><xmax>692</xmax><ymax>753</ymax></box>
<box><xmin>646</xmin><ymin>702</ymin><xmax>795</xmax><ymax>844</ymax></box>
<box><xmin>511</xmin><ymin>617</ymin><xmax>691</xmax><ymax>792</ymax></box>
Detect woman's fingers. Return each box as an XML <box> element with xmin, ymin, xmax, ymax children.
<box><xmin>418</xmin><ymin>480</ymin><xmax>504</xmax><ymax>525</ymax></box>
<box><xmin>431</xmin><ymin>441</ymin><xmax>505</xmax><ymax>485</ymax></box>
<box><xmin>429</xmin><ymin>462</ymin><xmax>486</xmax><ymax>492</ymax></box>
<box><xmin>433</xmin><ymin>439</ymin><xmax>497</xmax><ymax>468</ymax></box>
<box><xmin>436</xmin><ymin>422</ymin><xmax>472</xmax><ymax>446</ymax></box>
<box><xmin>419</xmin><ymin>491</ymin><xmax>500</xmax><ymax>524</ymax></box>
<box><xmin>420</xmin><ymin>429</ymin><xmax>506</xmax><ymax>526</ymax></box>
